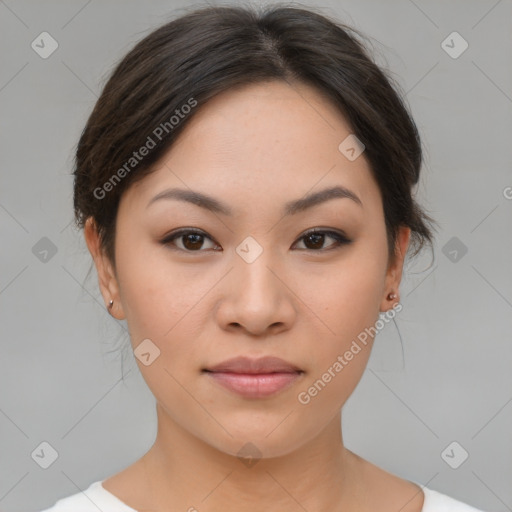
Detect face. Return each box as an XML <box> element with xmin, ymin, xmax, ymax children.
<box><xmin>86</xmin><ymin>80</ymin><xmax>410</xmax><ymax>459</ymax></box>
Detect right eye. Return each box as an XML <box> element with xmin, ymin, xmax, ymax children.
<box><xmin>160</xmin><ymin>229</ymin><xmax>221</xmax><ymax>252</ymax></box>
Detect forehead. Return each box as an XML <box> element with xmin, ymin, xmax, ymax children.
<box><xmin>121</xmin><ymin>80</ymin><xmax>382</xmax><ymax>217</ymax></box>
<box><xmin>171</xmin><ymin>80</ymin><xmax>354</xmax><ymax>159</ymax></box>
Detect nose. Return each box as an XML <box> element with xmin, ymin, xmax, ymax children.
<box><xmin>215</xmin><ymin>250</ymin><xmax>297</xmax><ymax>337</ymax></box>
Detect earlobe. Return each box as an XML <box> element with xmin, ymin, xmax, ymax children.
<box><xmin>84</xmin><ymin>217</ymin><xmax>125</xmax><ymax>319</ymax></box>
<box><xmin>379</xmin><ymin>226</ymin><xmax>411</xmax><ymax>312</ymax></box>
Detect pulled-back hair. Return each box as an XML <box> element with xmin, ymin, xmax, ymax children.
<box><xmin>73</xmin><ymin>3</ymin><xmax>436</xmax><ymax>268</ymax></box>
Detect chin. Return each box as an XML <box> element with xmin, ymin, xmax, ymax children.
<box><xmin>197</xmin><ymin>417</ymin><xmax>309</xmax><ymax>461</ymax></box>
<box><xmin>214</xmin><ymin>436</ymin><xmax>301</xmax><ymax>462</ymax></box>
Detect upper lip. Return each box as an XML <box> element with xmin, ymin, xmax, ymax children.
<box><xmin>204</xmin><ymin>356</ymin><xmax>302</xmax><ymax>374</ymax></box>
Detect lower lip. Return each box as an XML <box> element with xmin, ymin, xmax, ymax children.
<box><xmin>205</xmin><ymin>371</ymin><xmax>302</xmax><ymax>398</ymax></box>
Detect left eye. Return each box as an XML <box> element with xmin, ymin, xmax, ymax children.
<box><xmin>294</xmin><ymin>229</ymin><xmax>351</xmax><ymax>251</ymax></box>
<box><xmin>161</xmin><ymin>229</ymin><xmax>351</xmax><ymax>252</ymax></box>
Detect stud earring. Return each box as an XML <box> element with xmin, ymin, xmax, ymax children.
<box><xmin>387</xmin><ymin>292</ymin><xmax>397</xmax><ymax>301</ymax></box>
<box><xmin>108</xmin><ymin>299</ymin><xmax>114</xmax><ymax>310</ymax></box>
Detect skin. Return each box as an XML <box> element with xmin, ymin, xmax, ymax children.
<box><xmin>85</xmin><ymin>80</ymin><xmax>424</xmax><ymax>511</ymax></box>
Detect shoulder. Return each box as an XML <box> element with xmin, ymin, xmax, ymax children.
<box><xmin>38</xmin><ymin>480</ymin><xmax>137</xmax><ymax>512</ymax></box>
<box><xmin>421</xmin><ymin>486</ymin><xmax>487</xmax><ymax>512</ymax></box>
<box><xmin>347</xmin><ymin>452</ymin><xmax>486</xmax><ymax>512</ymax></box>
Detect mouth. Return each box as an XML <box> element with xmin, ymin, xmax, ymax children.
<box><xmin>202</xmin><ymin>356</ymin><xmax>304</xmax><ymax>398</ymax></box>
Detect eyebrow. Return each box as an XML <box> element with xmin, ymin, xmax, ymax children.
<box><xmin>146</xmin><ymin>185</ymin><xmax>362</xmax><ymax>216</ymax></box>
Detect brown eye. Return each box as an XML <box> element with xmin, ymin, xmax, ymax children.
<box><xmin>161</xmin><ymin>228</ymin><xmax>351</xmax><ymax>253</ymax></box>
<box><xmin>294</xmin><ymin>229</ymin><xmax>351</xmax><ymax>251</ymax></box>
<box><xmin>182</xmin><ymin>233</ymin><xmax>206</xmax><ymax>250</ymax></box>
<box><xmin>303</xmin><ymin>232</ymin><xmax>326</xmax><ymax>250</ymax></box>
<box><xmin>161</xmin><ymin>229</ymin><xmax>219</xmax><ymax>252</ymax></box>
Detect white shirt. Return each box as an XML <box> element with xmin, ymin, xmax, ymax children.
<box><xmin>39</xmin><ymin>479</ymin><xmax>487</xmax><ymax>511</ymax></box>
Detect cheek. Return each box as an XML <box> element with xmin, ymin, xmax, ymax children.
<box><xmin>295</xmin><ymin>244</ymin><xmax>387</xmax><ymax>390</ymax></box>
<box><xmin>296</xmin><ymin>247</ymin><xmax>386</xmax><ymax>338</ymax></box>
<box><xmin>294</xmin><ymin>281</ymin><xmax>381</xmax><ymax>417</ymax></box>
<box><xmin>114</xmin><ymin>249</ymin><xmax>212</xmax><ymax>410</ymax></box>
<box><xmin>115</xmin><ymin>241</ymin><xmax>217</xmax><ymax>361</ymax></box>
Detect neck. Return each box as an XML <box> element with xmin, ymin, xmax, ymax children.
<box><xmin>140</xmin><ymin>403</ymin><xmax>363</xmax><ymax>512</ymax></box>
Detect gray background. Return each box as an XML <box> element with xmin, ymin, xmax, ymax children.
<box><xmin>1</xmin><ymin>0</ymin><xmax>511</xmax><ymax>511</ymax></box>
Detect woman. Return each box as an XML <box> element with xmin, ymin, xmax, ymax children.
<box><xmin>41</xmin><ymin>4</ymin><xmax>486</xmax><ymax>511</ymax></box>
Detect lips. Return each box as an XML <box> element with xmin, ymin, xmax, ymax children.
<box><xmin>203</xmin><ymin>356</ymin><xmax>303</xmax><ymax>374</ymax></box>
<box><xmin>203</xmin><ymin>356</ymin><xmax>304</xmax><ymax>398</ymax></box>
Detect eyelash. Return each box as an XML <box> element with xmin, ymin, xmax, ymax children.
<box><xmin>160</xmin><ymin>228</ymin><xmax>351</xmax><ymax>253</ymax></box>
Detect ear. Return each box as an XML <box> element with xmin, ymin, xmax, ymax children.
<box><xmin>379</xmin><ymin>226</ymin><xmax>411</xmax><ymax>312</ymax></box>
<box><xmin>84</xmin><ymin>217</ymin><xmax>125</xmax><ymax>320</ymax></box>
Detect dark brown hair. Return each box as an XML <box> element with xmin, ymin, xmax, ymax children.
<box><xmin>73</xmin><ymin>3</ymin><xmax>436</xmax><ymax>269</ymax></box>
